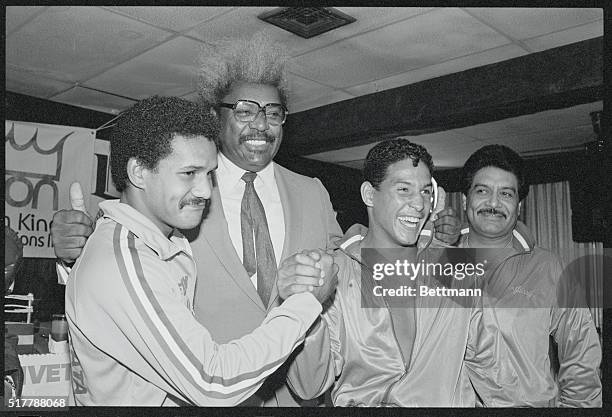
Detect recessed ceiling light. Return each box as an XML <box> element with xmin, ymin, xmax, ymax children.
<box><xmin>258</xmin><ymin>7</ymin><xmax>356</xmax><ymax>39</ymax></box>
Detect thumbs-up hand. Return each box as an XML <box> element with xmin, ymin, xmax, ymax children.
<box><xmin>431</xmin><ymin>186</ymin><xmax>461</xmax><ymax>246</ymax></box>
<box><xmin>69</xmin><ymin>182</ymin><xmax>88</xmax><ymax>213</ymax></box>
<box><xmin>433</xmin><ymin>186</ymin><xmax>446</xmax><ymax>216</ymax></box>
<box><xmin>51</xmin><ymin>182</ymin><xmax>94</xmax><ymax>263</ymax></box>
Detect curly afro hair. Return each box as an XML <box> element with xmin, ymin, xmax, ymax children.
<box><xmin>110</xmin><ymin>96</ymin><xmax>219</xmax><ymax>192</ymax></box>
<box><xmin>363</xmin><ymin>138</ymin><xmax>434</xmax><ymax>189</ymax></box>
<box><xmin>196</xmin><ymin>31</ymin><xmax>289</xmax><ymax>109</ymax></box>
<box><xmin>462</xmin><ymin>144</ymin><xmax>528</xmax><ymax>201</ymax></box>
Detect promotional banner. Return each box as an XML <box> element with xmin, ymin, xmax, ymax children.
<box><xmin>90</xmin><ymin>138</ymin><xmax>120</xmax><ymax>210</ymax></box>
<box><xmin>5</xmin><ymin>121</ymin><xmax>96</xmax><ymax>258</ymax></box>
<box><xmin>18</xmin><ymin>352</ymin><xmax>71</xmax><ymax>398</ymax></box>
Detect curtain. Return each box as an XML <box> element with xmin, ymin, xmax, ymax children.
<box><xmin>522</xmin><ymin>181</ymin><xmax>603</xmax><ymax>329</ymax></box>
<box><xmin>445</xmin><ymin>182</ymin><xmax>603</xmax><ymax>329</ymax></box>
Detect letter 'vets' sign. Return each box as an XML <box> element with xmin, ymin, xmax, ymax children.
<box><xmin>24</xmin><ymin>363</ymin><xmax>71</xmax><ymax>384</ymax></box>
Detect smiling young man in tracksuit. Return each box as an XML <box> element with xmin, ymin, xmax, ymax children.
<box><xmin>290</xmin><ymin>139</ymin><xmax>494</xmax><ymax>406</ymax></box>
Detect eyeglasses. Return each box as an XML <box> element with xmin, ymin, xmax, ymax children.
<box><xmin>219</xmin><ymin>100</ymin><xmax>288</xmax><ymax>126</ymax></box>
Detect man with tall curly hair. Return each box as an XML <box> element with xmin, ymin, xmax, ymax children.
<box><xmin>50</xmin><ymin>32</ymin><xmax>460</xmax><ymax>406</ymax></box>
<box><xmin>64</xmin><ymin>96</ymin><xmax>337</xmax><ymax>406</ymax></box>
<box><xmin>52</xmin><ymin>32</ymin><xmax>341</xmax><ymax>407</ymax></box>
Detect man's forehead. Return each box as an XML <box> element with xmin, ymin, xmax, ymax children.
<box><xmin>384</xmin><ymin>159</ymin><xmax>432</xmax><ymax>183</ymax></box>
<box><xmin>472</xmin><ymin>166</ymin><xmax>518</xmax><ymax>187</ymax></box>
<box><xmin>167</xmin><ymin>135</ymin><xmax>216</xmax><ymax>159</ymax></box>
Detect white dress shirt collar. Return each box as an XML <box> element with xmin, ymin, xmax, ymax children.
<box><xmin>216</xmin><ymin>151</ymin><xmax>276</xmax><ymax>190</ymax></box>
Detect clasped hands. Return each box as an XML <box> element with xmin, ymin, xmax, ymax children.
<box><xmin>277</xmin><ymin>249</ymin><xmax>339</xmax><ymax>304</ymax></box>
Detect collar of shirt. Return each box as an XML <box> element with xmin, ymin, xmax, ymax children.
<box><xmin>216</xmin><ymin>151</ymin><xmax>276</xmax><ymax>196</ymax></box>
<box><xmin>99</xmin><ymin>199</ymin><xmax>191</xmax><ymax>261</ymax></box>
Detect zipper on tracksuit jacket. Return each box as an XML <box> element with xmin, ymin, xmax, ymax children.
<box><xmin>335</xmin><ymin>241</ymin><xmax>411</xmax><ymax>406</ymax></box>
<box><xmin>380</xmin><ymin>293</ymin><xmax>411</xmax><ymax>406</ymax></box>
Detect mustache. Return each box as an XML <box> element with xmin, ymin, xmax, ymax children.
<box><xmin>477</xmin><ymin>208</ymin><xmax>506</xmax><ymax>218</ymax></box>
<box><xmin>239</xmin><ymin>133</ymin><xmax>276</xmax><ymax>144</ymax></box>
<box><xmin>179</xmin><ymin>198</ymin><xmax>210</xmax><ymax>210</ymax></box>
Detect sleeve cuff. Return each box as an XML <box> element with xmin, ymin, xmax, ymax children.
<box><xmin>282</xmin><ymin>292</ymin><xmax>323</xmax><ymax>325</ymax></box>
<box><xmin>56</xmin><ymin>259</ymin><xmax>73</xmax><ymax>285</ymax></box>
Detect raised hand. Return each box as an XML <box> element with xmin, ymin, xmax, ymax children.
<box><xmin>432</xmin><ymin>187</ymin><xmax>461</xmax><ymax>245</ymax></box>
<box><xmin>277</xmin><ymin>249</ymin><xmax>338</xmax><ymax>304</ymax></box>
<box><xmin>69</xmin><ymin>181</ymin><xmax>88</xmax><ymax>213</ymax></box>
<box><xmin>306</xmin><ymin>249</ymin><xmax>338</xmax><ymax>304</ymax></box>
<box><xmin>50</xmin><ymin>182</ymin><xmax>93</xmax><ymax>263</ymax></box>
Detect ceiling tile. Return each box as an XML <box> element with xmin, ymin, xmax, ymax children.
<box><xmin>409</xmin><ymin>134</ymin><xmax>484</xmax><ymax>168</ymax></box>
<box><xmin>405</xmin><ymin>130</ymin><xmax>477</xmax><ymax>148</ymax></box>
<box><xmin>307</xmin><ymin>142</ymin><xmax>381</xmax><ymax>163</ymax></box>
<box><xmin>281</xmin><ymin>7</ymin><xmax>436</xmax><ymax>56</ymax></box>
<box><xmin>522</xmin><ymin>20</ymin><xmax>603</xmax><ymax>52</ymax></box>
<box><xmin>433</xmin><ymin>145</ymin><xmax>484</xmax><ymax>168</ymax></box>
<box><xmin>6</xmin><ymin>6</ymin><xmax>47</xmax><ymax>34</ymax></box>
<box><xmin>307</xmin><ymin>131</ymin><xmax>477</xmax><ymax>165</ymax></box>
<box><xmin>6</xmin><ymin>66</ymin><xmax>73</xmax><ymax>98</ymax></box>
<box><xmin>465</xmin><ymin>8</ymin><xmax>602</xmax><ymax>40</ymax></box>
<box><xmin>537</xmin><ymin>101</ymin><xmax>603</xmax><ymax>126</ymax></box>
<box><xmin>304</xmin><ymin>112</ymin><xmax>596</xmax><ymax>169</ymax></box>
<box><xmin>338</xmin><ymin>147</ymin><xmax>374</xmax><ymax>161</ymax></box>
<box><xmin>6</xmin><ymin>6</ymin><xmax>173</xmax><ymax>83</ymax></box>
<box><xmin>85</xmin><ymin>36</ymin><xmax>205</xmax><ymax>99</ymax></box>
<box><xmin>346</xmin><ymin>44</ymin><xmax>527</xmax><ymax>96</ymax></box>
<box><xmin>188</xmin><ymin>7</ymin><xmax>435</xmax><ymax>57</ymax></box>
<box><xmin>306</xmin><ymin>152</ymin><xmax>342</xmax><ymax>163</ymax></box>
<box><xmin>4</xmin><ymin>5</ymin><xmax>601</xmax><ymax>164</ymax></box>
<box><xmin>291</xmin><ymin>91</ymin><xmax>356</xmax><ymax>114</ymax></box>
<box><xmin>186</xmin><ymin>8</ymin><xmax>289</xmax><ymax>44</ymax></box>
<box><xmin>485</xmin><ymin>125</ymin><xmax>594</xmax><ymax>155</ymax></box>
<box><xmin>337</xmin><ymin>160</ymin><xmax>365</xmax><ymax>170</ymax></box>
<box><xmin>285</xmin><ymin>75</ymin><xmax>333</xmax><ymax>112</ymax></box>
<box><xmin>51</xmin><ymin>86</ymin><xmax>137</xmax><ymax>115</ymax></box>
<box><xmin>290</xmin><ymin>8</ymin><xmax>511</xmax><ymax>88</ymax></box>
<box><xmin>308</xmin><ymin>136</ymin><xmax>484</xmax><ymax>169</ymax></box>
<box><xmin>456</xmin><ymin>117</ymin><xmax>547</xmax><ymax>140</ymax></box>
<box><xmin>103</xmin><ymin>6</ymin><xmax>232</xmax><ymax>32</ymax></box>
<box><xmin>288</xmin><ymin>75</ymin><xmax>356</xmax><ymax>113</ymax></box>
<box><xmin>454</xmin><ymin>101</ymin><xmax>602</xmax><ymax>140</ymax></box>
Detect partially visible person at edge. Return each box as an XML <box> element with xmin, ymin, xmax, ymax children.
<box><xmin>289</xmin><ymin>139</ymin><xmax>495</xmax><ymax>406</ymax></box>
<box><xmin>65</xmin><ymin>95</ymin><xmax>338</xmax><ymax>406</ymax></box>
<box><xmin>4</xmin><ymin>227</ymin><xmax>25</xmax><ymax>401</ymax></box>
<box><xmin>50</xmin><ymin>32</ymin><xmax>461</xmax><ymax>406</ymax></box>
<box><xmin>456</xmin><ymin>144</ymin><xmax>601</xmax><ymax>407</ymax></box>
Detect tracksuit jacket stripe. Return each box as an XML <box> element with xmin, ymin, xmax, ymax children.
<box><xmin>113</xmin><ymin>224</ymin><xmax>281</xmax><ymax>399</ymax></box>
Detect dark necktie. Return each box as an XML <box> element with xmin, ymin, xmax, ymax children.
<box><xmin>240</xmin><ymin>171</ymin><xmax>277</xmax><ymax>305</ymax></box>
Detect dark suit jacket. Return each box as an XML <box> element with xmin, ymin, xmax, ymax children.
<box><xmin>187</xmin><ymin>163</ymin><xmax>342</xmax><ymax>406</ymax></box>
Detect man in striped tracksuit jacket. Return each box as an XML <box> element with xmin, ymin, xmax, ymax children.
<box><xmin>65</xmin><ymin>96</ymin><xmax>335</xmax><ymax>406</ymax></box>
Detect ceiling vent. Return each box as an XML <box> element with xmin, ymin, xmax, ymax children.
<box><xmin>258</xmin><ymin>7</ymin><xmax>356</xmax><ymax>39</ymax></box>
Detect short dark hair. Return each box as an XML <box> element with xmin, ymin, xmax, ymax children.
<box><xmin>110</xmin><ymin>96</ymin><xmax>219</xmax><ymax>192</ymax></box>
<box><xmin>462</xmin><ymin>144</ymin><xmax>528</xmax><ymax>201</ymax></box>
<box><xmin>363</xmin><ymin>138</ymin><xmax>434</xmax><ymax>189</ymax></box>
